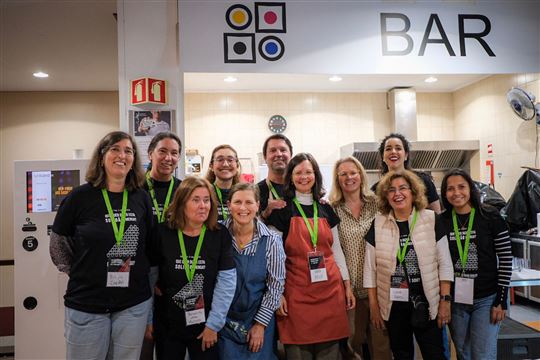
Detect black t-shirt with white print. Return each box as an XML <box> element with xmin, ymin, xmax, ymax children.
<box><xmin>52</xmin><ymin>183</ymin><xmax>154</xmax><ymax>313</ymax></box>
<box><xmin>143</xmin><ymin>176</ymin><xmax>181</xmax><ymax>223</ymax></box>
<box><xmin>215</xmin><ymin>187</ymin><xmax>231</xmax><ymax>222</ymax></box>
<box><xmin>149</xmin><ymin>223</ymin><xmax>235</xmax><ymax>337</ymax></box>
<box><xmin>439</xmin><ymin>209</ymin><xmax>510</xmax><ymax>302</ymax></box>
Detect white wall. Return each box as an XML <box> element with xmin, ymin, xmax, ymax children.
<box><xmin>0</xmin><ymin>91</ymin><xmax>119</xmax><ymax>307</ymax></box>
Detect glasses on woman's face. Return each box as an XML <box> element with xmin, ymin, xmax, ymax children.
<box><xmin>108</xmin><ymin>145</ymin><xmax>135</xmax><ymax>157</ymax></box>
<box><xmin>213</xmin><ymin>156</ymin><xmax>237</xmax><ymax>164</ymax></box>
<box><xmin>388</xmin><ymin>185</ymin><xmax>410</xmax><ymax>195</ymax></box>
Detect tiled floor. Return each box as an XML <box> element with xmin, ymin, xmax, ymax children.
<box><xmin>509</xmin><ymin>296</ymin><xmax>540</xmax><ymax>329</ymax></box>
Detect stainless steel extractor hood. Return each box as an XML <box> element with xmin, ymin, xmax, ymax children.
<box><xmin>340</xmin><ymin>140</ymin><xmax>480</xmax><ymax>172</ymax></box>
<box><xmin>341</xmin><ymin>87</ymin><xmax>479</xmax><ymax>173</ymax></box>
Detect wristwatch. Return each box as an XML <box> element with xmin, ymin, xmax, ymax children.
<box><xmin>440</xmin><ymin>294</ymin><xmax>452</xmax><ymax>302</ymax></box>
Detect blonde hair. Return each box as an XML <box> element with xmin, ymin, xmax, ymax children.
<box><xmin>205</xmin><ymin>144</ymin><xmax>242</xmax><ymax>185</ymax></box>
<box><xmin>376</xmin><ymin>170</ymin><xmax>427</xmax><ymax>215</ymax></box>
<box><xmin>166</xmin><ymin>176</ymin><xmax>219</xmax><ymax>231</ymax></box>
<box><xmin>329</xmin><ymin>156</ymin><xmax>376</xmax><ymax>206</ymax></box>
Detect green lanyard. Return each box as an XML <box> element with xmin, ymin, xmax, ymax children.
<box><xmin>101</xmin><ymin>188</ymin><xmax>128</xmax><ymax>247</ymax></box>
<box><xmin>452</xmin><ymin>208</ymin><xmax>476</xmax><ymax>276</ymax></box>
<box><xmin>267</xmin><ymin>180</ymin><xmax>281</xmax><ymax>200</ymax></box>
<box><xmin>213</xmin><ymin>184</ymin><xmax>228</xmax><ymax>220</ymax></box>
<box><xmin>396</xmin><ymin>209</ymin><xmax>418</xmax><ymax>265</ymax></box>
<box><xmin>146</xmin><ymin>172</ymin><xmax>174</xmax><ymax>223</ymax></box>
<box><xmin>178</xmin><ymin>225</ymin><xmax>206</xmax><ymax>283</ymax></box>
<box><xmin>293</xmin><ymin>198</ymin><xmax>318</xmax><ymax>250</ymax></box>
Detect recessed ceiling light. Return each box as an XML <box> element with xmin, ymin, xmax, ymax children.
<box><xmin>424</xmin><ymin>76</ymin><xmax>438</xmax><ymax>83</ymax></box>
<box><xmin>329</xmin><ymin>75</ymin><xmax>342</xmax><ymax>82</ymax></box>
<box><xmin>224</xmin><ymin>76</ymin><xmax>237</xmax><ymax>83</ymax></box>
<box><xmin>33</xmin><ymin>71</ymin><xmax>49</xmax><ymax>78</ymax></box>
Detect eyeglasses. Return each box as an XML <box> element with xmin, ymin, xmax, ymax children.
<box><xmin>388</xmin><ymin>185</ymin><xmax>411</xmax><ymax>194</ymax></box>
<box><xmin>213</xmin><ymin>156</ymin><xmax>237</xmax><ymax>164</ymax></box>
<box><xmin>108</xmin><ymin>145</ymin><xmax>135</xmax><ymax>157</ymax></box>
<box><xmin>338</xmin><ymin>171</ymin><xmax>359</xmax><ymax>178</ymax></box>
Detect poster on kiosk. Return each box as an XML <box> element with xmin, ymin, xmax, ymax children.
<box><xmin>13</xmin><ymin>159</ymin><xmax>88</xmax><ymax>359</ymax></box>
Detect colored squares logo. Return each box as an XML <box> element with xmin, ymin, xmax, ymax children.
<box><xmin>226</xmin><ymin>4</ymin><xmax>252</xmax><ymax>30</ymax></box>
<box><xmin>255</xmin><ymin>2</ymin><xmax>286</xmax><ymax>33</ymax></box>
<box><xmin>224</xmin><ymin>33</ymin><xmax>256</xmax><ymax>63</ymax></box>
<box><xmin>224</xmin><ymin>2</ymin><xmax>286</xmax><ymax>64</ymax></box>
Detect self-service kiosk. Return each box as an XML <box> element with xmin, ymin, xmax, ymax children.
<box><xmin>13</xmin><ymin>160</ymin><xmax>88</xmax><ymax>359</ymax></box>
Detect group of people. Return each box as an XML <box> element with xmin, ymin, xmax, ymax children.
<box><xmin>50</xmin><ymin>130</ymin><xmax>512</xmax><ymax>360</ymax></box>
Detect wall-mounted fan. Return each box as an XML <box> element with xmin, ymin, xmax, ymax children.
<box><xmin>506</xmin><ymin>87</ymin><xmax>540</xmax><ymax>124</ymax></box>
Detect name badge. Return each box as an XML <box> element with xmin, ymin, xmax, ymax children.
<box><xmin>307</xmin><ymin>251</ymin><xmax>328</xmax><ymax>283</ymax></box>
<box><xmin>106</xmin><ymin>257</ymin><xmax>131</xmax><ymax>287</ymax></box>
<box><xmin>454</xmin><ymin>277</ymin><xmax>474</xmax><ymax>305</ymax></box>
<box><xmin>390</xmin><ymin>275</ymin><xmax>409</xmax><ymax>302</ymax></box>
<box><xmin>184</xmin><ymin>294</ymin><xmax>206</xmax><ymax>326</ymax></box>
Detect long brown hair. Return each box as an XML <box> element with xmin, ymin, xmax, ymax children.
<box><xmin>166</xmin><ymin>176</ymin><xmax>218</xmax><ymax>231</ymax></box>
<box><xmin>86</xmin><ymin>131</ymin><xmax>145</xmax><ymax>191</ymax></box>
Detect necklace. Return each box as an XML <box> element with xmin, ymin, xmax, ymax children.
<box><xmin>457</xmin><ymin>214</ymin><xmax>469</xmax><ymax>229</ymax></box>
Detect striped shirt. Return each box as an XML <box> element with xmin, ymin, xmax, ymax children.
<box><xmin>225</xmin><ymin>218</ymin><xmax>286</xmax><ymax>326</ymax></box>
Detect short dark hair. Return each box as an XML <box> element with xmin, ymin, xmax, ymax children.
<box><xmin>284</xmin><ymin>153</ymin><xmax>325</xmax><ymax>201</ymax></box>
<box><xmin>262</xmin><ymin>134</ymin><xmax>293</xmax><ymax>158</ymax></box>
<box><xmin>86</xmin><ymin>131</ymin><xmax>145</xmax><ymax>191</ymax></box>
<box><xmin>440</xmin><ymin>168</ymin><xmax>481</xmax><ymax>211</ymax></box>
<box><xmin>147</xmin><ymin>132</ymin><xmax>182</xmax><ymax>170</ymax></box>
<box><xmin>378</xmin><ymin>133</ymin><xmax>411</xmax><ymax>174</ymax></box>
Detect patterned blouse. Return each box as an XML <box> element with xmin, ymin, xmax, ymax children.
<box><xmin>333</xmin><ymin>196</ymin><xmax>378</xmax><ymax>299</ymax></box>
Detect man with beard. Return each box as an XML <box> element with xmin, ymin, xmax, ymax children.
<box><xmin>258</xmin><ymin>134</ymin><xmax>293</xmax><ymax>221</ymax></box>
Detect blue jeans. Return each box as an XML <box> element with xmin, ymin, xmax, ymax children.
<box><xmin>65</xmin><ymin>298</ymin><xmax>151</xmax><ymax>360</ymax></box>
<box><xmin>449</xmin><ymin>293</ymin><xmax>500</xmax><ymax>360</ymax></box>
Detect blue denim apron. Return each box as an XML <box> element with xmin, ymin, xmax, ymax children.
<box><xmin>219</xmin><ymin>234</ymin><xmax>276</xmax><ymax>359</ymax></box>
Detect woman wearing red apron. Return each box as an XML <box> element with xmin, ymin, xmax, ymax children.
<box><xmin>267</xmin><ymin>153</ymin><xmax>355</xmax><ymax>359</ymax></box>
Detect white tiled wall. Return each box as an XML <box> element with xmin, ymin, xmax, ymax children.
<box><xmin>453</xmin><ymin>74</ymin><xmax>539</xmax><ymax>198</ymax></box>
<box><xmin>184</xmin><ymin>91</ymin><xmax>454</xmax><ymax>178</ymax></box>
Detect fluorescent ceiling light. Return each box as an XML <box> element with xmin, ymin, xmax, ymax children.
<box><xmin>224</xmin><ymin>76</ymin><xmax>237</xmax><ymax>83</ymax></box>
<box><xmin>329</xmin><ymin>75</ymin><xmax>342</xmax><ymax>82</ymax></box>
<box><xmin>424</xmin><ymin>76</ymin><xmax>438</xmax><ymax>83</ymax></box>
<box><xmin>33</xmin><ymin>71</ymin><xmax>49</xmax><ymax>78</ymax></box>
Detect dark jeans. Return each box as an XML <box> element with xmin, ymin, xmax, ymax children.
<box><xmin>155</xmin><ymin>331</ymin><xmax>218</xmax><ymax>360</ymax></box>
<box><xmin>386</xmin><ymin>302</ymin><xmax>446</xmax><ymax>360</ymax></box>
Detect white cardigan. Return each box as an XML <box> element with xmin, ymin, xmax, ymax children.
<box><xmin>363</xmin><ymin>209</ymin><xmax>453</xmax><ymax>321</ymax></box>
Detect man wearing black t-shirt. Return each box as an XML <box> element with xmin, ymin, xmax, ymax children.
<box><xmin>258</xmin><ymin>134</ymin><xmax>293</xmax><ymax>220</ymax></box>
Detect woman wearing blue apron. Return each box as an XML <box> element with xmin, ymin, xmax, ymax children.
<box><xmin>219</xmin><ymin>183</ymin><xmax>286</xmax><ymax>359</ymax></box>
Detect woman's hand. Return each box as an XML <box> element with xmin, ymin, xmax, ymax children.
<box><xmin>344</xmin><ymin>281</ymin><xmax>356</xmax><ymax>310</ymax></box>
<box><xmin>491</xmin><ymin>305</ymin><xmax>506</xmax><ymax>324</ymax></box>
<box><xmin>247</xmin><ymin>322</ymin><xmax>265</xmax><ymax>352</ymax></box>
<box><xmin>437</xmin><ymin>301</ymin><xmax>451</xmax><ymax>328</ymax></box>
<box><xmin>263</xmin><ymin>199</ymin><xmax>287</xmax><ymax>219</ymax></box>
<box><xmin>143</xmin><ymin>324</ymin><xmax>153</xmax><ymax>341</ymax></box>
<box><xmin>276</xmin><ymin>295</ymin><xmax>288</xmax><ymax>317</ymax></box>
<box><xmin>197</xmin><ymin>326</ymin><xmax>218</xmax><ymax>351</ymax></box>
<box><xmin>369</xmin><ymin>301</ymin><xmax>385</xmax><ymax>330</ymax></box>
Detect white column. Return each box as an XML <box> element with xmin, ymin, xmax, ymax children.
<box><xmin>117</xmin><ymin>0</ymin><xmax>185</xmax><ymax>176</ymax></box>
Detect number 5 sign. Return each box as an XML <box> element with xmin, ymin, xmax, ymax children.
<box><xmin>130</xmin><ymin>78</ymin><xmax>168</xmax><ymax>105</ymax></box>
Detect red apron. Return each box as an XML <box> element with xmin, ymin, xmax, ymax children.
<box><xmin>277</xmin><ymin>216</ymin><xmax>350</xmax><ymax>344</ymax></box>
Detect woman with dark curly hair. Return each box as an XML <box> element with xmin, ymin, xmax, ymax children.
<box><xmin>364</xmin><ymin>170</ymin><xmax>453</xmax><ymax>360</ymax></box>
<box><xmin>267</xmin><ymin>152</ymin><xmax>354</xmax><ymax>359</ymax></box>
<box><xmin>50</xmin><ymin>131</ymin><xmax>154</xmax><ymax>359</ymax></box>
<box><xmin>439</xmin><ymin>169</ymin><xmax>512</xmax><ymax>360</ymax></box>
<box><xmin>373</xmin><ymin>133</ymin><xmax>441</xmax><ymax>213</ymax></box>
